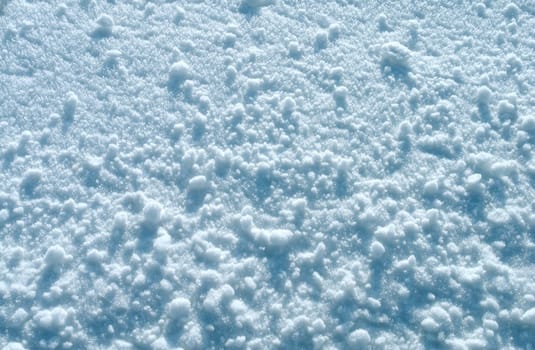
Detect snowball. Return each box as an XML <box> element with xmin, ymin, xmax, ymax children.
<box><xmin>423</xmin><ymin>180</ymin><xmax>439</xmax><ymax>197</ymax></box>
<box><xmin>503</xmin><ymin>3</ymin><xmax>520</xmax><ymax>19</ymax></box>
<box><xmin>475</xmin><ymin>86</ymin><xmax>491</xmax><ymax>105</ymax></box>
<box><xmin>63</xmin><ymin>92</ymin><xmax>78</xmax><ymax>121</ymax></box>
<box><xmin>370</xmin><ymin>240</ymin><xmax>386</xmax><ymax>260</ymax></box>
<box><xmin>241</xmin><ymin>0</ymin><xmax>275</xmax><ymax>8</ymax></box>
<box><xmin>86</xmin><ymin>249</ymin><xmax>106</xmax><ymax>264</ymax></box>
<box><xmin>487</xmin><ymin>208</ymin><xmax>511</xmax><ymax>226</ymax></box>
<box><xmin>104</xmin><ymin>49</ymin><xmax>121</xmax><ymax>67</ymax></box>
<box><xmin>188</xmin><ymin>175</ymin><xmax>208</xmax><ymax>192</ymax></box>
<box><xmin>521</xmin><ymin>307</ymin><xmax>535</xmax><ymax>327</ymax></box>
<box><xmin>44</xmin><ymin>245</ymin><xmax>66</xmax><ymax>268</ymax></box>
<box><xmin>5</xmin><ymin>343</ymin><xmax>26</xmax><ymax>350</ymax></box>
<box><xmin>20</xmin><ymin>169</ymin><xmax>42</xmax><ymax>195</ymax></box>
<box><xmin>314</xmin><ymin>30</ymin><xmax>328</xmax><ymax>50</ymax></box>
<box><xmin>168</xmin><ymin>297</ymin><xmax>191</xmax><ymax>322</ymax></box>
<box><xmin>153</xmin><ymin>232</ymin><xmax>172</xmax><ymax>260</ymax></box>
<box><xmin>397</xmin><ymin>120</ymin><xmax>412</xmax><ymax>140</ymax></box>
<box><xmin>280</xmin><ymin>97</ymin><xmax>296</xmax><ymax>114</ymax></box>
<box><xmin>429</xmin><ymin>305</ymin><xmax>452</xmax><ymax>325</ymax></box>
<box><xmin>33</xmin><ymin>307</ymin><xmax>68</xmax><ymax>331</ymax></box>
<box><xmin>377</xmin><ymin>13</ymin><xmax>391</xmax><ymax>31</ymax></box>
<box><xmin>348</xmin><ymin>329</ymin><xmax>371</xmax><ymax>348</ymax></box>
<box><xmin>520</xmin><ymin>116</ymin><xmax>535</xmax><ymax>134</ymax></box>
<box><xmin>168</xmin><ymin>61</ymin><xmax>190</xmax><ymax>88</ymax></box>
<box><xmin>328</xmin><ymin>23</ymin><xmax>340</xmax><ymax>41</ymax></box>
<box><xmin>112</xmin><ymin>211</ymin><xmax>128</xmax><ymax>234</ymax></box>
<box><xmin>421</xmin><ymin>317</ymin><xmax>440</xmax><ymax>332</ymax></box>
<box><xmin>239</xmin><ymin>214</ymin><xmax>254</xmax><ymax>234</ymax></box>
<box><xmin>174</xmin><ymin>7</ymin><xmax>185</xmax><ymax>23</ymax></box>
<box><xmin>475</xmin><ymin>3</ymin><xmax>486</xmax><ymax>17</ymax></box>
<box><xmin>497</xmin><ymin>100</ymin><xmax>516</xmax><ymax>121</ymax></box>
<box><xmin>380</xmin><ymin>42</ymin><xmax>411</xmax><ymax>73</ymax></box>
<box><xmin>288</xmin><ymin>41</ymin><xmax>301</xmax><ymax>58</ymax></box>
<box><xmin>245</xmin><ymin>78</ymin><xmax>263</xmax><ymax>97</ymax></box>
<box><xmin>333</xmin><ymin>86</ymin><xmax>348</xmax><ymax>107</ymax></box>
<box><xmin>229</xmin><ymin>299</ymin><xmax>248</xmax><ymax>315</ymax></box>
<box><xmin>253</xmin><ymin>228</ymin><xmax>294</xmax><ymax>249</ymax></box>
<box><xmin>10</xmin><ymin>308</ymin><xmax>29</xmax><ymax>328</ymax></box>
<box><xmin>92</xmin><ymin>14</ymin><xmax>114</xmax><ymax>37</ymax></box>
<box><xmin>151</xmin><ymin>337</ymin><xmax>168</xmax><ymax>350</ymax></box>
<box><xmin>465</xmin><ymin>173</ymin><xmax>484</xmax><ymax>194</ymax></box>
<box><xmin>143</xmin><ymin>201</ymin><xmax>162</xmax><ymax>228</ymax></box>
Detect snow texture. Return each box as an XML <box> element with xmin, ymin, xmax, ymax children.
<box><xmin>1</xmin><ymin>0</ymin><xmax>535</xmax><ymax>349</ymax></box>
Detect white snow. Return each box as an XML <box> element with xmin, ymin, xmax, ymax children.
<box><xmin>1</xmin><ymin>1</ymin><xmax>535</xmax><ymax>349</ymax></box>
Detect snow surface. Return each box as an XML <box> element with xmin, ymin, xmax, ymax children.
<box><xmin>1</xmin><ymin>0</ymin><xmax>535</xmax><ymax>349</ymax></box>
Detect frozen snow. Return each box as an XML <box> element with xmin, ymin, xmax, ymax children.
<box><xmin>1</xmin><ymin>0</ymin><xmax>535</xmax><ymax>349</ymax></box>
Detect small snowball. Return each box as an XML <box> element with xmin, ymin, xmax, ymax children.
<box><xmin>63</xmin><ymin>92</ymin><xmax>78</xmax><ymax>122</ymax></box>
<box><xmin>104</xmin><ymin>49</ymin><xmax>121</xmax><ymax>67</ymax></box>
<box><xmin>33</xmin><ymin>307</ymin><xmax>68</xmax><ymax>331</ymax></box>
<box><xmin>497</xmin><ymin>100</ymin><xmax>517</xmax><ymax>121</ymax></box>
<box><xmin>112</xmin><ymin>211</ymin><xmax>128</xmax><ymax>234</ymax></box>
<box><xmin>377</xmin><ymin>13</ymin><xmax>391</xmax><ymax>31</ymax></box>
<box><xmin>143</xmin><ymin>201</ymin><xmax>163</xmax><ymax>228</ymax></box>
<box><xmin>475</xmin><ymin>3</ymin><xmax>486</xmax><ymax>17</ymax></box>
<box><xmin>381</xmin><ymin>42</ymin><xmax>411</xmax><ymax>73</ymax></box>
<box><xmin>151</xmin><ymin>337</ymin><xmax>168</xmax><ymax>350</ymax></box>
<box><xmin>168</xmin><ymin>61</ymin><xmax>190</xmax><ymax>88</ymax></box>
<box><xmin>288</xmin><ymin>41</ymin><xmax>301</xmax><ymax>58</ymax></box>
<box><xmin>475</xmin><ymin>86</ymin><xmax>491</xmax><ymax>105</ymax></box>
<box><xmin>503</xmin><ymin>3</ymin><xmax>520</xmax><ymax>19</ymax></box>
<box><xmin>370</xmin><ymin>241</ymin><xmax>386</xmax><ymax>260</ymax></box>
<box><xmin>5</xmin><ymin>343</ymin><xmax>26</xmax><ymax>350</ymax></box>
<box><xmin>348</xmin><ymin>329</ymin><xmax>371</xmax><ymax>348</ymax></box>
<box><xmin>10</xmin><ymin>308</ymin><xmax>29</xmax><ymax>328</ymax></box>
<box><xmin>239</xmin><ymin>215</ymin><xmax>254</xmax><ymax>234</ymax></box>
<box><xmin>487</xmin><ymin>208</ymin><xmax>511</xmax><ymax>226</ymax></box>
<box><xmin>521</xmin><ymin>307</ymin><xmax>535</xmax><ymax>327</ymax></box>
<box><xmin>520</xmin><ymin>116</ymin><xmax>535</xmax><ymax>134</ymax></box>
<box><xmin>465</xmin><ymin>173</ymin><xmax>483</xmax><ymax>194</ymax></box>
<box><xmin>20</xmin><ymin>169</ymin><xmax>42</xmax><ymax>195</ymax></box>
<box><xmin>188</xmin><ymin>175</ymin><xmax>208</xmax><ymax>192</ymax></box>
<box><xmin>328</xmin><ymin>23</ymin><xmax>340</xmax><ymax>41</ymax></box>
<box><xmin>333</xmin><ymin>86</ymin><xmax>348</xmax><ymax>107</ymax></box>
<box><xmin>253</xmin><ymin>228</ymin><xmax>293</xmax><ymax>249</ymax></box>
<box><xmin>423</xmin><ymin>180</ymin><xmax>439</xmax><ymax>197</ymax></box>
<box><xmin>86</xmin><ymin>249</ymin><xmax>106</xmax><ymax>265</ymax></box>
<box><xmin>245</xmin><ymin>78</ymin><xmax>263</xmax><ymax>97</ymax></box>
<box><xmin>192</xmin><ymin>113</ymin><xmax>207</xmax><ymax>139</ymax></box>
<box><xmin>44</xmin><ymin>245</ymin><xmax>66</xmax><ymax>268</ymax></box>
<box><xmin>223</xmin><ymin>32</ymin><xmax>237</xmax><ymax>48</ymax></box>
<box><xmin>397</xmin><ymin>120</ymin><xmax>412</xmax><ymax>141</ymax></box>
<box><xmin>421</xmin><ymin>317</ymin><xmax>440</xmax><ymax>332</ymax></box>
<box><xmin>174</xmin><ymin>7</ymin><xmax>185</xmax><ymax>24</ymax></box>
<box><xmin>506</xmin><ymin>53</ymin><xmax>522</xmax><ymax>73</ymax></box>
<box><xmin>314</xmin><ymin>30</ymin><xmax>328</xmax><ymax>50</ymax></box>
<box><xmin>280</xmin><ymin>96</ymin><xmax>296</xmax><ymax>114</ymax></box>
<box><xmin>92</xmin><ymin>14</ymin><xmax>114</xmax><ymax>37</ymax></box>
<box><xmin>241</xmin><ymin>0</ymin><xmax>275</xmax><ymax>8</ymax></box>
<box><xmin>0</xmin><ymin>209</ymin><xmax>10</xmax><ymax>223</ymax></box>
<box><xmin>153</xmin><ymin>232</ymin><xmax>172</xmax><ymax>261</ymax></box>
<box><xmin>168</xmin><ymin>297</ymin><xmax>191</xmax><ymax>322</ymax></box>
